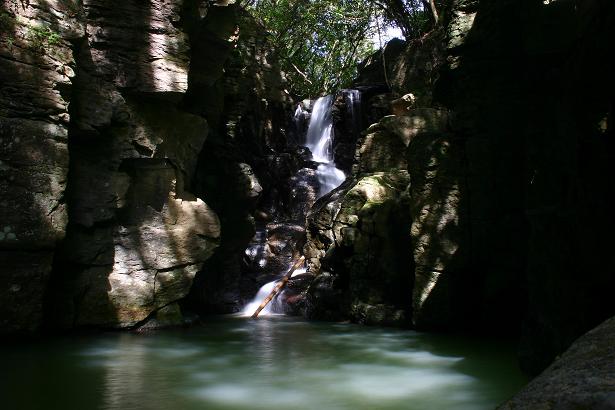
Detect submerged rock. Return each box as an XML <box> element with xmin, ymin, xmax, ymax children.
<box><xmin>135</xmin><ymin>303</ymin><xmax>199</xmax><ymax>331</ymax></box>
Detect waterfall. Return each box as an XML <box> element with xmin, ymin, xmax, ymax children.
<box><xmin>241</xmin><ymin>281</ymin><xmax>282</xmax><ymax>316</ymax></box>
<box><xmin>241</xmin><ymin>93</ymin><xmax>359</xmax><ymax>318</ymax></box>
<box><xmin>305</xmin><ymin>95</ymin><xmax>334</xmax><ymax>163</ymax></box>
<box><xmin>306</xmin><ymin>95</ymin><xmax>346</xmax><ymax>198</ymax></box>
<box><xmin>345</xmin><ymin>89</ymin><xmax>362</xmax><ymax>139</ymax></box>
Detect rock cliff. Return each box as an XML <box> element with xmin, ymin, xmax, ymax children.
<box><xmin>1</xmin><ymin>0</ymin><xmax>84</xmax><ymax>332</ymax></box>
<box><xmin>0</xmin><ymin>0</ymin><xmax>292</xmax><ymax>331</ymax></box>
<box><xmin>303</xmin><ymin>0</ymin><xmax>615</xmax><ymax>375</ymax></box>
<box><xmin>2</xmin><ymin>0</ymin><xmax>614</xmax><ymax>384</ymax></box>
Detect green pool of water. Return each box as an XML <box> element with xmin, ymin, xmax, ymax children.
<box><xmin>0</xmin><ymin>317</ymin><xmax>527</xmax><ymax>409</ymax></box>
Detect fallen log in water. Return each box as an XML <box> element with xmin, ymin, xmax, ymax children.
<box><xmin>251</xmin><ymin>255</ymin><xmax>306</xmax><ymax>319</ymax></box>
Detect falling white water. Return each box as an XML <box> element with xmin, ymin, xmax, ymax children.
<box><xmin>305</xmin><ymin>95</ymin><xmax>346</xmax><ymax>198</ymax></box>
<box><xmin>291</xmin><ymin>267</ymin><xmax>307</xmax><ymax>278</ymax></box>
<box><xmin>345</xmin><ymin>89</ymin><xmax>362</xmax><ymax>138</ymax></box>
<box><xmin>240</xmin><ymin>266</ymin><xmax>308</xmax><ymax>318</ymax></box>
<box><xmin>294</xmin><ymin>104</ymin><xmax>305</xmax><ymax>125</ymax></box>
<box><xmin>240</xmin><ymin>281</ymin><xmax>282</xmax><ymax>317</ymax></box>
<box><xmin>293</xmin><ymin>104</ymin><xmax>305</xmax><ymax>138</ymax></box>
<box><xmin>305</xmin><ymin>95</ymin><xmax>334</xmax><ymax>163</ymax></box>
<box><xmin>241</xmin><ymin>94</ymin><xmax>357</xmax><ymax>317</ymax></box>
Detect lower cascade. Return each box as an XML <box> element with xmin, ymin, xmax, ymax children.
<box><xmin>241</xmin><ymin>94</ymin><xmax>348</xmax><ymax>317</ymax></box>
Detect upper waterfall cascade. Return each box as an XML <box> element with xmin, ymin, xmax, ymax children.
<box><xmin>305</xmin><ymin>95</ymin><xmax>347</xmax><ymax>198</ymax></box>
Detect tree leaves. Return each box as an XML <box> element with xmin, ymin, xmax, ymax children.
<box><xmin>244</xmin><ymin>0</ymin><xmax>433</xmax><ymax>97</ymax></box>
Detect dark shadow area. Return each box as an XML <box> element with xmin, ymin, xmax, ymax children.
<box><xmin>184</xmin><ymin>6</ymin><xmax>305</xmax><ymax>315</ymax></box>
<box><xmin>433</xmin><ymin>0</ymin><xmax>615</xmax><ymax>374</ymax></box>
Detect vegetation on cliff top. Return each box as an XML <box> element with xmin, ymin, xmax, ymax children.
<box><xmin>242</xmin><ymin>0</ymin><xmax>437</xmax><ymax>97</ymax></box>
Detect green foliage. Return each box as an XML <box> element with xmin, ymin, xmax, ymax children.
<box><xmin>0</xmin><ymin>11</ymin><xmax>16</xmax><ymax>47</ymax></box>
<box><xmin>27</xmin><ymin>25</ymin><xmax>62</xmax><ymax>53</ymax></box>
<box><xmin>374</xmin><ymin>0</ymin><xmax>435</xmax><ymax>39</ymax></box>
<box><xmin>244</xmin><ymin>0</ymin><xmax>375</xmax><ymax>97</ymax></box>
<box><xmin>0</xmin><ymin>11</ymin><xmax>16</xmax><ymax>34</ymax></box>
<box><xmin>243</xmin><ymin>0</ymin><xmax>433</xmax><ymax>97</ymax></box>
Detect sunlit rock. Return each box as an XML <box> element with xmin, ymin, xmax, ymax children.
<box><xmin>70</xmin><ymin>160</ymin><xmax>221</xmax><ymax>327</ymax></box>
<box><xmin>391</xmin><ymin>93</ymin><xmax>417</xmax><ymax>115</ymax></box>
<box><xmin>81</xmin><ymin>0</ymin><xmax>190</xmax><ymax>92</ymax></box>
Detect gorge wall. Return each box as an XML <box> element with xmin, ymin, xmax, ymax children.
<box><xmin>305</xmin><ymin>0</ymin><xmax>615</xmax><ymax>374</ymax></box>
<box><xmin>1</xmin><ymin>0</ymin><xmax>614</xmax><ymax>380</ymax></box>
<box><xmin>0</xmin><ymin>0</ymin><xmax>294</xmax><ymax>332</ymax></box>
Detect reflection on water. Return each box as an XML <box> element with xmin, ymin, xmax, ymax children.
<box><xmin>0</xmin><ymin>318</ymin><xmax>526</xmax><ymax>410</ymax></box>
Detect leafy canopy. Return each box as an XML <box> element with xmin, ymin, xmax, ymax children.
<box><xmin>241</xmin><ymin>0</ymin><xmax>434</xmax><ymax>98</ymax></box>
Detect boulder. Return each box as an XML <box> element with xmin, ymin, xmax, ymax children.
<box><xmin>353</xmin><ymin>109</ymin><xmax>450</xmax><ymax>176</ymax></box>
<box><xmin>353</xmin><ymin>128</ymin><xmax>408</xmax><ymax>175</ymax></box>
<box><xmin>391</xmin><ymin>93</ymin><xmax>417</xmax><ymax>116</ymax></box>
<box><xmin>62</xmin><ymin>159</ymin><xmax>220</xmax><ymax>328</ymax></box>
<box><xmin>498</xmin><ymin>316</ymin><xmax>615</xmax><ymax>410</ymax></box>
<box><xmin>305</xmin><ymin>171</ymin><xmax>413</xmax><ymax>325</ymax></box>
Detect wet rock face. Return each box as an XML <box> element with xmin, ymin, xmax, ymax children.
<box><xmin>242</xmin><ymin>222</ymin><xmax>307</xmax><ymax>302</ymax></box>
<box><xmin>304</xmin><ymin>96</ymin><xmax>427</xmax><ymax>326</ymax></box>
<box><xmin>498</xmin><ymin>315</ymin><xmax>615</xmax><ymax>410</ymax></box>
<box><xmin>331</xmin><ymin>90</ymin><xmax>364</xmax><ymax>174</ymax></box>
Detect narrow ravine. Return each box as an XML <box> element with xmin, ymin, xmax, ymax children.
<box><xmin>241</xmin><ymin>93</ymin><xmax>354</xmax><ymax>316</ymax></box>
<box><xmin>2</xmin><ymin>1</ymin><xmax>614</xmax><ymax>408</ymax></box>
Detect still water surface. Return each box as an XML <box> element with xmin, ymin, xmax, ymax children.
<box><xmin>1</xmin><ymin>317</ymin><xmax>526</xmax><ymax>410</ymax></box>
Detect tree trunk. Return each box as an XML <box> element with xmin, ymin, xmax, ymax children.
<box><xmin>251</xmin><ymin>256</ymin><xmax>306</xmax><ymax>319</ymax></box>
<box><xmin>428</xmin><ymin>0</ymin><xmax>439</xmax><ymax>24</ymax></box>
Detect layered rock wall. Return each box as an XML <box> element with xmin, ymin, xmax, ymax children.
<box><xmin>0</xmin><ymin>0</ymin><xmax>288</xmax><ymax>332</ymax></box>
<box><xmin>45</xmin><ymin>0</ymin><xmax>229</xmax><ymax>329</ymax></box>
<box><xmin>0</xmin><ymin>0</ymin><xmax>82</xmax><ymax>332</ymax></box>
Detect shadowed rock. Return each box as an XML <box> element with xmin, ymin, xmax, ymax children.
<box><xmin>498</xmin><ymin>315</ymin><xmax>615</xmax><ymax>410</ymax></box>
